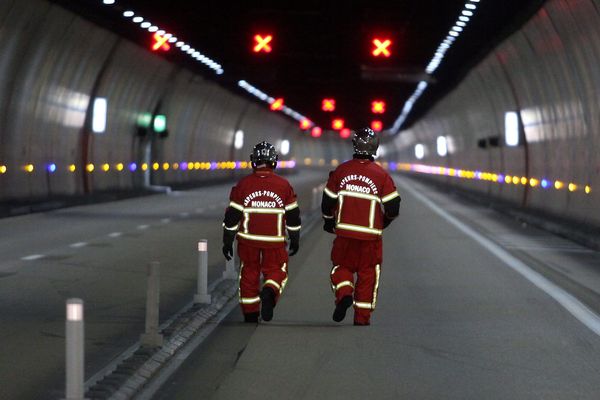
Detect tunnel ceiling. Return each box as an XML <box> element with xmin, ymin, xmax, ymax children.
<box><xmin>54</xmin><ymin>0</ymin><xmax>545</xmax><ymax>134</ymax></box>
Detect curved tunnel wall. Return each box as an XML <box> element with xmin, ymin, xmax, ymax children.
<box><xmin>0</xmin><ymin>0</ymin><xmax>341</xmax><ymax>203</ymax></box>
<box><xmin>391</xmin><ymin>0</ymin><xmax>600</xmax><ymax>227</ymax></box>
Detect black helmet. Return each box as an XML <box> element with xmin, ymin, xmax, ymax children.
<box><xmin>250</xmin><ymin>141</ymin><xmax>278</xmax><ymax>168</ymax></box>
<box><xmin>352</xmin><ymin>127</ymin><xmax>379</xmax><ymax>156</ymax></box>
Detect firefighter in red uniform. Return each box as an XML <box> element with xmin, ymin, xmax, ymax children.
<box><xmin>322</xmin><ymin>128</ymin><xmax>400</xmax><ymax>325</ymax></box>
<box><xmin>222</xmin><ymin>141</ymin><xmax>301</xmax><ymax>323</ymax></box>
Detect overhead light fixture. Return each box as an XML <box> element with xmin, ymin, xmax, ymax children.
<box><xmin>123</xmin><ymin>11</ymin><xmax>134</xmax><ymax>17</ymax></box>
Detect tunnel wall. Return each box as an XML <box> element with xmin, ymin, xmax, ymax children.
<box><xmin>0</xmin><ymin>0</ymin><xmax>336</xmax><ymax>202</ymax></box>
<box><xmin>391</xmin><ymin>0</ymin><xmax>600</xmax><ymax>227</ymax></box>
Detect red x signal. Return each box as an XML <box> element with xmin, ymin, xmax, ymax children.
<box><xmin>253</xmin><ymin>34</ymin><xmax>273</xmax><ymax>53</ymax></box>
<box><xmin>311</xmin><ymin>127</ymin><xmax>322</xmax><ymax>138</ymax></box>
<box><xmin>371</xmin><ymin>100</ymin><xmax>386</xmax><ymax>114</ymax></box>
<box><xmin>300</xmin><ymin>118</ymin><xmax>312</xmax><ymax>130</ymax></box>
<box><xmin>322</xmin><ymin>98</ymin><xmax>336</xmax><ymax>112</ymax></box>
<box><xmin>340</xmin><ymin>128</ymin><xmax>351</xmax><ymax>139</ymax></box>
<box><xmin>371</xmin><ymin>120</ymin><xmax>383</xmax><ymax>132</ymax></box>
<box><xmin>270</xmin><ymin>98</ymin><xmax>284</xmax><ymax>111</ymax></box>
<box><xmin>152</xmin><ymin>33</ymin><xmax>170</xmax><ymax>51</ymax></box>
<box><xmin>332</xmin><ymin>118</ymin><xmax>344</xmax><ymax>130</ymax></box>
<box><xmin>372</xmin><ymin>38</ymin><xmax>391</xmax><ymax>57</ymax></box>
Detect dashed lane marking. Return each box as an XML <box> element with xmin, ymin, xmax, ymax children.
<box><xmin>69</xmin><ymin>242</ymin><xmax>87</xmax><ymax>248</ymax></box>
<box><xmin>161</xmin><ymin>218</ymin><xmax>171</xmax><ymax>224</ymax></box>
<box><xmin>21</xmin><ymin>254</ymin><xmax>44</xmax><ymax>261</ymax></box>
<box><xmin>179</xmin><ymin>212</ymin><xmax>190</xmax><ymax>218</ymax></box>
<box><xmin>108</xmin><ymin>232</ymin><xmax>122</xmax><ymax>238</ymax></box>
<box><xmin>137</xmin><ymin>224</ymin><xmax>150</xmax><ymax>230</ymax></box>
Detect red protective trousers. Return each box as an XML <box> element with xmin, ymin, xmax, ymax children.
<box><xmin>237</xmin><ymin>242</ymin><xmax>289</xmax><ymax>315</ymax></box>
<box><xmin>330</xmin><ymin>236</ymin><xmax>383</xmax><ymax>324</ymax></box>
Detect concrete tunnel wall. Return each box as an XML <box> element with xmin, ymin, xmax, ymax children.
<box><xmin>0</xmin><ymin>0</ymin><xmax>349</xmax><ymax>202</ymax></box>
<box><xmin>390</xmin><ymin>0</ymin><xmax>600</xmax><ymax>228</ymax></box>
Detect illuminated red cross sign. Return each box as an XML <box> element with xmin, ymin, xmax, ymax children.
<box><xmin>253</xmin><ymin>34</ymin><xmax>273</xmax><ymax>53</ymax></box>
<box><xmin>152</xmin><ymin>33</ymin><xmax>170</xmax><ymax>51</ymax></box>
<box><xmin>372</xmin><ymin>38</ymin><xmax>392</xmax><ymax>57</ymax></box>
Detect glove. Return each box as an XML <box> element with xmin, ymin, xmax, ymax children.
<box><xmin>323</xmin><ymin>218</ymin><xmax>335</xmax><ymax>234</ymax></box>
<box><xmin>383</xmin><ymin>216</ymin><xmax>394</xmax><ymax>229</ymax></box>
<box><xmin>288</xmin><ymin>230</ymin><xmax>299</xmax><ymax>256</ymax></box>
<box><xmin>222</xmin><ymin>230</ymin><xmax>235</xmax><ymax>261</ymax></box>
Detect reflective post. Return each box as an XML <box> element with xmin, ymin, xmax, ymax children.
<box><xmin>140</xmin><ymin>261</ymin><xmax>163</xmax><ymax>347</ymax></box>
<box><xmin>65</xmin><ymin>298</ymin><xmax>86</xmax><ymax>400</ymax></box>
<box><xmin>194</xmin><ymin>240</ymin><xmax>211</xmax><ymax>303</ymax></box>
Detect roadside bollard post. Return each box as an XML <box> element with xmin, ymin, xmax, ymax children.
<box><xmin>222</xmin><ymin>242</ymin><xmax>237</xmax><ymax>279</ymax></box>
<box><xmin>140</xmin><ymin>261</ymin><xmax>163</xmax><ymax>347</ymax></box>
<box><xmin>194</xmin><ymin>240</ymin><xmax>211</xmax><ymax>304</ymax></box>
<box><xmin>312</xmin><ymin>187</ymin><xmax>318</xmax><ymax>210</ymax></box>
<box><xmin>65</xmin><ymin>298</ymin><xmax>86</xmax><ymax>400</ymax></box>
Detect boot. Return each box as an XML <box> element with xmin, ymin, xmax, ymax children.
<box><xmin>260</xmin><ymin>287</ymin><xmax>276</xmax><ymax>322</ymax></box>
<box><xmin>244</xmin><ymin>312</ymin><xmax>259</xmax><ymax>323</ymax></box>
<box><xmin>332</xmin><ymin>295</ymin><xmax>353</xmax><ymax>322</ymax></box>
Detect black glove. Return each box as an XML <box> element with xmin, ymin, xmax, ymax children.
<box><xmin>323</xmin><ymin>218</ymin><xmax>335</xmax><ymax>234</ymax></box>
<box><xmin>383</xmin><ymin>216</ymin><xmax>394</xmax><ymax>229</ymax></box>
<box><xmin>288</xmin><ymin>230</ymin><xmax>300</xmax><ymax>256</ymax></box>
<box><xmin>222</xmin><ymin>230</ymin><xmax>235</xmax><ymax>261</ymax></box>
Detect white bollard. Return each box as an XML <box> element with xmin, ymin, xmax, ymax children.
<box><xmin>65</xmin><ymin>298</ymin><xmax>87</xmax><ymax>400</ymax></box>
<box><xmin>312</xmin><ymin>187</ymin><xmax>318</xmax><ymax>211</ymax></box>
<box><xmin>222</xmin><ymin>242</ymin><xmax>237</xmax><ymax>279</ymax></box>
<box><xmin>140</xmin><ymin>261</ymin><xmax>163</xmax><ymax>347</ymax></box>
<box><xmin>194</xmin><ymin>240</ymin><xmax>211</xmax><ymax>304</ymax></box>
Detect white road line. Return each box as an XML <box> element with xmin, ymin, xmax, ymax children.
<box><xmin>69</xmin><ymin>242</ymin><xmax>87</xmax><ymax>248</ymax></box>
<box><xmin>398</xmin><ymin>179</ymin><xmax>600</xmax><ymax>337</ymax></box>
<box><xmin>137</xmin><ymin>224</ymin><xmax>150</xmax><ymax>230</ymax></box>
<box><xmin>21</xmin><ymin>254</ymin><xmax>44</xmax><ymax>261</ymax></box>
<box><xmin>108</xmin><ymin>232</ymin><xmax>122</xmax><ymax>238</ymax></box>
<box><xmin>179</xmin><ymin>212</ymin><xmax>190</xmax><ymax>218</ymax></box>
<box><xmin>161</xmin><ymin>218</ymin><xmax>171</xmax><ymax>224</ymax></box>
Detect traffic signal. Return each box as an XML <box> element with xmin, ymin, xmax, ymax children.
<box><xmin>371</xmin><ymin>100</ymin><xmax>386</xmax><ymax>114</ymax></box>
<box><xmin>299</xmin><ymin>118</ymin><xmax>312</xmax><ymax>130</ymax></box>
<box><xmin>332</xmin><ymin>118</ymin><xmax>344</xmax><ymax>130</ymax></box>
<box><xmin>339</xmin><ymin>128</ymin><xmax>351</xmax><ymax>139</ymax></box>
<box><xmin>311</xmin><ymin>127</ymin><xmax>322</xmax><ymax>138</ymax></box>
<box><xmin>372</xmin><ymin>38</ymin><xmax>392</xmax><ymax>57</ymax></box>
<box><xmin>371</xmin><ymin>120</ymin><xmax>383</xmax><ymax>132</ymax></box>
<box><xmin>270</xmin><ymin>98</ymin><xmax>284</xmax><ymax>111</ymax></box>
<box><xmin>322</xmin><ymin>98</ymin><xmax>336</xmax><ymax>112</ymax></box>
<box><xmin>253</xmin><ymin>34</ymin><xmax>273</xmax><ymax>53</ymax></box>
<box><xmin>152</xmin><ymin>33</ymin><xmax>170</xmax><ymax>51</ymax></box>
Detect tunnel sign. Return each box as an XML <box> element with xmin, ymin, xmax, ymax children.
<box><xmin>253</xmin><ymin>34</ymin><xmax>273</xmax><ymax>53</ymax></box>
<box><xmin>152</xmin><ymin>33</ymin><xmax>171</xmax><ymax>51</ymax></box>
<box><xmin>372</xmin><ymin>38</ymin><xmax>391</xmax><ymax>57</ymax></box>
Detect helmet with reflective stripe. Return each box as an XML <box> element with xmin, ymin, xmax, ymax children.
<box><xmin>250</xmin><ymin>141</ymin><xmax>278</xmax><ymax>169</ymax></box>
<box><xmin>352</xmin><ymin>127</ymin><xmax>379</xmax><ymax>156</ymax></box>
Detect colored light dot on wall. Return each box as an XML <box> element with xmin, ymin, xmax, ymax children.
<box><xmin>116</xmin><ymin>163</ymin><xmax>124</xmax><ymax>171</ymax></box>
<box><xmin>568</xmin><ymin>183</ymin><xmax>577</xmax><ymax>192</ymax></box>
<box><xmin>68</xmin><ymin>164</ymin><xmax>76</xmax><ymax>172</ymax></box>
<box><xmin>304</xmin><ymin>158</ymin><xmax>312</xmax><ymax>166</ymax></box>
<box><xmin>173</xmin><ymin>163</ymin><xmax>179</xmax><ymax>170</ymax></box>
<box><xmin>102</xmin><ymin>163</ymin><xmax>110</xmax><ymax>172</ymax></box>
<box><xmin>187</xmin><ymin>162</ymin><xmax>194</xmax><ymax>170</ymax></box>
<box><xmin>520</xmin><ymin>177</ymin><xmax>528</xmax><ymax>185</ymax></box>
<box><xmin>194</xmin><ymin>162</ymin><xmax>201</xmax><ymax>170</ymax></box>
<box><xmin>152</xmin><ymin>162</ymin><xmax>159</xmax><ymax>171</ymax></box>
<box><xmin>318</xmin><ymin>159</ymin><xmax>325</xmax><ymax>166</ymax></box>
<box><xmin>47</xmin><ymin>163</ymin><xmax>57</xmax><ymax>173</ymax></box>
<box><xmin>585</xmin><ymin>185</ymin><xmax>591</xmax><ymax>194</ymax></box>
<box><xmin>24</xmin><ymin>164</ymin><xmax>34</xmax><ymax>173</ymax></box>
<box><xmin>86</xmin><ymin>164</ymin><xmax>94</xmax><ymax>172</ymax></box>
<box><xmin>163</xmin><ymin>163</ymin><xmax>170</xmax><ymax>171</ymax></box>
<box><xmin>0</xmin><ymin>165</ymin><xmax>7</xmax><ymax>174</ymax></box>
<box><xmin>241</xmin><ymin>161</ymin><xmax>249</xmax><ymax>169</ymax></box>
<box><xmin>512</xmin><ymin>176</ymin><xmax>519</xmax><ymax>185</ymax></box>
<box><xmin>554</xmin><ymin>180</ymin><xmax>564</xmax><ymax>190</ymax></box>
<box><xmin>529</xmin><ymin>178</ymin><xmax>539</xmax><ymax>187</ymax></box>
<box><xmin>129</xmin><ymin>163</ymin><xmax>137</xmax><ymax>172</ymax></box>
<box><xmin>141</xmin><ymin>163</ymin><xmax>148</xmax><ymax>171</ymax></box>
<box><xmin>541</xmin><ymin>179</ymin><xmax>549</xmax><ymax>188</ymax></box>
<box><xmin>331</xmin><ymin>159</ymin><xmax>339</xmax><ymax>167</ymax></box>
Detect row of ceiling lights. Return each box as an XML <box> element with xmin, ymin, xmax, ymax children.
<box><xmin>391</xmin><ymin>0</ymin><xmax>481</xmax><ymax>134</ymax></box>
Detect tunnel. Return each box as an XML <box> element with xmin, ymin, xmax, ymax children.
<box><xmin>1</xmin><ymin>0</ymin><xmax>600</xmax><ymax>399</ymax></box>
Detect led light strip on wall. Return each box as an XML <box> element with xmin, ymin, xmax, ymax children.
<box><xmin>0</xmin><ymin>160</ymin><xmax>296</xmax><ymax>175</ymax></box>
<box><xmin>391</xmin><ymin>0</ymin><xmax>481</xmax><ymax>133</ymax></box>
<box><xmin>101</xmin><ymin>0</ymin><xmax>224</xmax><ymax>75</ymax></box>
<box><xmin>392</xmin><ymin>163</ymin><xmax>592</xmax><ymax>194</ymax></box>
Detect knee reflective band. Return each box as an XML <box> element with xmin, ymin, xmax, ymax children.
<box><xmin>354</xmin><ymin>301</ymin><xmax>373</xmax><ymax>310</ymax></box>
<box><xmin>263</xmin><ymin>279</ymin><xmax>281</xmax><ymax>293</ymax></box>
<box><xmin>286</xmin><ymin>224</ymin><xmax>301</xmax><ymax>231</ymax></box>
<box><xmin>335</xmin><ymin>281</ymin><xmax>354</xmax><ymax>291</ymax></box>
<box><xmin>284</xmin><ymin>201</ymin><xmax>299</xmax><ymax>210</ymax></box>
<box><xmin>372</xmin><ymin>264</ymin><xmax>381</xmax><ymax>310</ymax></box>
<box><xmin>240</xmin><ymin>296</ymin><xmax>261</xmax><ymax>304</ymax></box>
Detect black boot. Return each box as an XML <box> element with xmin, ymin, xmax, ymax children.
<box><xmin>332</xmin><ymin>296</ymin><xmax>353</xmax><ymax>322</ymax></box>
<box><xmin>244</xmin><ymin>312</ymin><xmax>259</xmax><ymax>323</ymax></box>
<box><xmin>260</xmin><ymin>287</ymin><xmax>276</xmax><ymax>322</ymax></box>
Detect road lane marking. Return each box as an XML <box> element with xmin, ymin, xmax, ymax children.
<box><xmin>108</xmin><ymin>232</ymin><xmax>122</xmax><ymax>238</ymax></box>
<box><xmin>21</xmin><ymin>254</ymin><xmax>44</xmax><ymax>261</ymax></box>
<box><xmin>179</xmin><ymin>212</ymin><xmax>190</xmax><ymax>218</ymax></box>
<box><xmin>137</xmin><ymin>224</ymin><xmax>150</xmax><ymax>230</ymax></box>
<box><xmin>69</xmin><ymin>242</ymin><xmax>87</xmax><ymax>248</ymax></box>
<box><xmin>161</xmin><ymin>218</ymin><xmax>171</xmax><ymax>224</ymax></box>
<box><xmin>398</xmin><ymin>179</ymin><xmax>600</xmax><ymax>337</ymax></box>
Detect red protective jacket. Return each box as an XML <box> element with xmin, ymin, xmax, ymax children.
<box><xmin>225</xmin><ymin>168</ymin><xmax>300</xmax><ymax>248</ymax></box>
<box><xmin>323</xmin><ymin>158</ymin><xmax>399</xmax><ymax>240</ymax></box>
